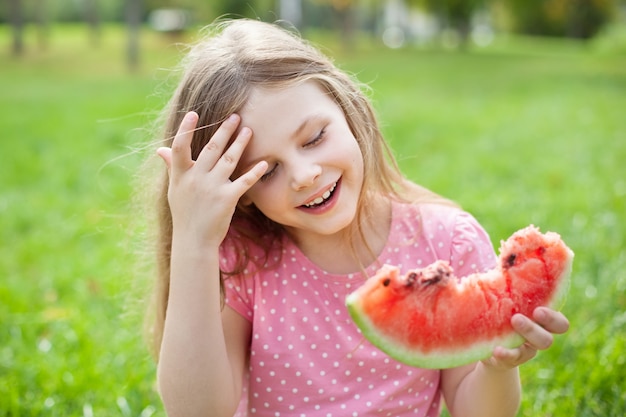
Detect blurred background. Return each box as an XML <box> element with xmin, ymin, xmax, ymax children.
<box><xmin>4</xmin><ymin>0</ymin><xmax>626</xmax><ymax>63</ymax></box>
<box><xmin>1</xmin><ymin>0</ymin><xmax>625</xmax><ymax>416</ymax></box>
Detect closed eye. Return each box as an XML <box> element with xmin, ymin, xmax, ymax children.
<box><xmin>304</xmin><ymin>128</ymin><xmax>326</xmax><ymax>148</ymax></box>
<box><xmin>259</xmin><ymin>127</ymin><xmax>326</xmax><ymax>182</ymax></box>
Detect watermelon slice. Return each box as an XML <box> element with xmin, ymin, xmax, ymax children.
<box><xmin>346</xmin><ymin>225</ymin><xmax>574</xmax><ymax>369</ymax></box>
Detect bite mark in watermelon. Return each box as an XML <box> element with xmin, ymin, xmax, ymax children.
<box><xmin>346</xmin><ymin>225</ymin><xmax>573</xmax><ymax>369</ymax></box>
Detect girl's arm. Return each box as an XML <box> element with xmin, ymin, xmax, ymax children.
<box><xmin>157</xmin><ymin>248</ymin><xmax>250</xmax><ymax>417</ymax></box>
<box><xmin>155</xmin><ymin>112</ymin><xmax>266</xmax><ymax>417</ymax></box>
<box><xmin>441</xmin><ymin>307</ymin><xmax>569</xmax><ymax>417</ymax></box>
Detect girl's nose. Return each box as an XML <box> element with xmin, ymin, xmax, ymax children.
<box><xmin>290</xmin><ymin>161</ymin><xmax>322</xmax><ymax>190</ymax></box>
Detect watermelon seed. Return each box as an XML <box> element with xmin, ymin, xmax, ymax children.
<box><xmin>421</xmin><ymin>268</ymin><xmax>448</xmax><ymax>287</ymax></box>
<box><xmin>382</xmin><ymin>278</ymin><xmax>391</xmax><ymax>287</ymax></box>
<box><xmin>505</xmin><ymin>253</ymin><xmax>517</xmax><ymax>268</ymax></box>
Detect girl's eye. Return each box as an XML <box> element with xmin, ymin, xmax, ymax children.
<box><xmin>260</xmin><ymin>164</ymin><xmax>277</xmax><ymax>182</ymax></box>
<box><xmin>304</xmin><ymin>128</ymin><xmax>326</xmax><ymax>148</ymax></box>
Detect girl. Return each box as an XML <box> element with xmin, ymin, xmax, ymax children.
<box><xmin>147</xmin><ymin>19</ymin><xmax>569</xmax><ymax>417</ymax></box>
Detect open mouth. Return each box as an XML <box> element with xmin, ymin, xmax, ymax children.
<box><xmin>302</xmin><ymin>180</ymin><xmax>339</xmax><ymax>209</ymax></box>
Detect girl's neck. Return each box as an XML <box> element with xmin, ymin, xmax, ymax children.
<box><xmin>288</xmin><ymin>196</ymin><xmax>392</xmax><ymax>275</ymax></box>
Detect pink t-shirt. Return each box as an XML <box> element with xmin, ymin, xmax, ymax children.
<box><xmin>222</xmin><ymin>201</ymin><xmax>497</xmax><ymax>417</ymax></box>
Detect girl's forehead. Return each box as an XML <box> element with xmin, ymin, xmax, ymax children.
<box><xmin>244</xmin><ymin>81</ymin><xmax>330</xmax><ymax>109</ymax></box>
<box><xmin>240</xmin><ymin>81</ymin><xmax>337</xmax><ymax>127</ymax></box>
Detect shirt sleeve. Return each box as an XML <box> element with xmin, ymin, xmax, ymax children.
<box><xmin>223</xmin><ymin>274</ymin><xmax>255</xmax><ymax>321</ymax></box>
<box><xmin>220</xmin><ymin>240</ymin><xmax>255</xmax><ymax>321</ymax></box>
<box><xmin>448</xmin><ymin>210</ymin><xmax>498</xmax><ymax>277</ymax></box>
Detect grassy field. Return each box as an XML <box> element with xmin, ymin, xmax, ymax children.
<box><xmin>1</xmin><ymin>24</ymin><xmax>624</xmax><ymax>416</ymax></box>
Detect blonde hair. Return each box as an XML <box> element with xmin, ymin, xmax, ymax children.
<box><xmin>145</xmin><ymin>19</ymin><xmax>453</xmax><ymax>358</ymax></box>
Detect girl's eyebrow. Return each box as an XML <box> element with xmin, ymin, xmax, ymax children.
<box><xmin>292</xmin><ymin>113</ymin><xmax>327</xmax><ymax>138</ymax></box>
<box><xmin>292</xmin><ymin>114</ymin><xmax>323</xmax><ymax>139</ymax></box>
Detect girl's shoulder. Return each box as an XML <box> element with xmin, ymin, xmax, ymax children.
<box><xmin>393</xmin><ymin>199</ymin><xmax>472</xmax><ymax>231</ymax></box>
<box><xmin>391</xmin><ymin>200</ymin><xmax>496</xmax><ymax>271</ymax></box>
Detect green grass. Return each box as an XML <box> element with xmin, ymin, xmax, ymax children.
<box><xmin>1</xmin><ymin>24</ymin><xmax>625</xmax><ymax>416</ymax></box>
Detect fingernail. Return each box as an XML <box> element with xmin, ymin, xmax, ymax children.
<box><xmin>535</xmin><ymin>308</ymin><xmax>546</xmax><ymax>321</ymax></box>
<box><xmin>184</xmin><ymin>112</ymin><xmax>198</xmax><ymax>123</ymax></box>
<box><xmin>512</xmin><ymin>314</ymin><xmax>526</xmax><ymax>329</ymax></box>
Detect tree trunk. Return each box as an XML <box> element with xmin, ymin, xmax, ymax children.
<box><xmin>336</xmin><ymin>4</ymin><xmax>356</xmax><ymax>52</ymax></box>
<box><xmin>126</xmin><ymin>0</ymin><xmax>142</xmax><ymax>72</ymax></box>
<box><xmin>35</xmin><ymin>0</ymin><xmax>50</xmax><ymax>51</ymax></box>
<box><xmin>9</xmin><ymin>0</ymin><xmax>24</xmax><ymax>56</ymax></box>
<box><xmin>86</xmin><ymin>0</ymin><xmax>101</xmax><ymax>47</ymax></box>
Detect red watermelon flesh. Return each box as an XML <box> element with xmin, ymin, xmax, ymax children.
<box><xmin>346</xmin><ymin>225</ymin><xmax>574</xmax><ymax>369</ymax></box>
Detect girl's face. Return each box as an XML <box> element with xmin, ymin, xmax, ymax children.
<box><xmin>235</xmin><ymin>81</ymin><xmax>364</xmax><ymax>243</ymax></box>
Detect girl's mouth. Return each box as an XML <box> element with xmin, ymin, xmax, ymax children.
<box><xmin>301</xmin><ymin>179</ymin><xmax>339</xmax><ymax>209</ymax></box>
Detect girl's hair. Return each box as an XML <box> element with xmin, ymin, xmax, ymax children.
<box><xmin>146</xmin><ymin>18</ymin><xmax>453</xmax><ymax>358</ymax></box>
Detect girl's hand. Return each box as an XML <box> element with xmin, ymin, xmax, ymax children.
<box><xmin>157</xmin><ymin>112</ymin><xmax>268</xmax><ymax>247</ymax></box>
<box><xmin>481</xmin><ymin>306</ymin><xmax>570</xmax><ymax>371</ymax></box>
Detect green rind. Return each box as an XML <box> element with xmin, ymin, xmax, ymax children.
<box><xmin>346</xmin><ymin>249</ymin><xmax>574</xmax><ymax>369</ymax></box>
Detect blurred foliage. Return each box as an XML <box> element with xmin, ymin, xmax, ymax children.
<box><xmin>412</xmin><ymin>0</ymin><xmax>486</xmax><ymax>33</ymax></box>
<box><xmin>1</xmin><ymin>0</ymin><xmax>622</xmax><ymax>40</ymax></box>
<box><xmin>142</xmin><ymin>0</ymin><xmax>276</xmax><ymax>22</ymax></box>
<box><xmin>501</xmin><ymin>0</ymin><xmax>617</xmax><ymax>39</ymax></box>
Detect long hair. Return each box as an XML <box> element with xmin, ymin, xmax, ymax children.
<box><xmin>145</xmin><ymin>19</ymin><xmax>453</xmax><ymax>358</ymax></box>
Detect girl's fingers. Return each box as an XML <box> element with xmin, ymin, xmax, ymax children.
<box><xmin>195</xmin><ymin>114</ymin><xmax>242</xmax><ymax>171</ymax></box>
<box><xmin>511</xmin><ymin>314</ymin><xmax>554</xmax><ymax>350</ymax></box>
<box><xmin>165</xmin><ymin>112</ymin><xmax>262</xmax><ymax>194</ymax></box>
<box><xmin>170</xmin><ymin>111</ymin><xmax>199</xmax><ymax>175</ymax></box>
<box><xmin>232</xmin><ymin>160</ymin><xmax>268</xmax><ymax>196</ymax></box>
<box><xmin>156</xmin><ymin>147</ymin><xmax>173</xmax><ymax>171</ymax></box>
<box><xmin>213</xmin><ymin>126</ymin><xmax>254</xmax><ymax>178</ymax></box>
<box><xmin>533</xmin><ymin>307</ymin><xmax>570</xmax><ymax>335</ymax></box>
<box><xmin>491</xmin><ymin>344</ymin><xmax>537</xmax><ymax>367</ymax></box>
<box><xmin>484</xmin><ymin>309</ymin><xmax>569</xmax><ymax>370</ymax></box>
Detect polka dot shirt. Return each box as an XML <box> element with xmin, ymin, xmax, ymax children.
<box><xmin>222</xmin><ymin>202</ymin><xmax>497</xmax><ymax>417</ymax></box>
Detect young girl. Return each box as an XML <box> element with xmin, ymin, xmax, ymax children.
<box><xmin>147</xmin><ymin>19</ymin><xmax>569</xmax><ymax>417</ymax></box>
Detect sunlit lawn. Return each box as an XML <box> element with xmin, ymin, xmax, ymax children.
<box><xmin>1</xmin><ymin>24</ymin><xmax>624</xmax><ymax>416</ymax></box>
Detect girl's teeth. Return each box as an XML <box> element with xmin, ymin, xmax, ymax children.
<box><xmin>305</xmin><ymin>182</ymin><xmax>337</xmax><ymax>207</ymax></box>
